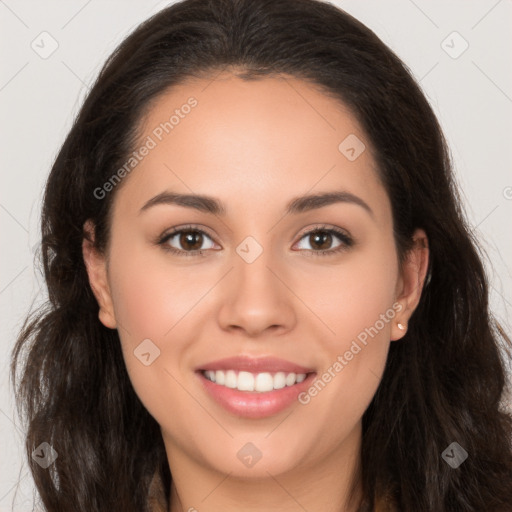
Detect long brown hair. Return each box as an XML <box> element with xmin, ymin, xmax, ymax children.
<box><xmin>11</xmin><ymin>0</ymin><xmax>512</xmax><ymax>510</ymax></box>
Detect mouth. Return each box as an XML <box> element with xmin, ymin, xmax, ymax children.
<box><xmin>194</xmin><ymin>356</ymin><xmax>317</xmax><ymax>419</ymax></box>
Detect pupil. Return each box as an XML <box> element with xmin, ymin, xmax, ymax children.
<box><xmin>311</xmin><ymin>231</ymin><xmax>331</xmax><ymax>250</ymax></box>
<box><xmin>181</xmin><ymin>231</ymin><xmax>202</xmax><ymax>250</ymax></box>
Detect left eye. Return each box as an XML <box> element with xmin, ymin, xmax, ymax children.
<box><xmin>295</xmin><ymin>228</ymin><xmax>351</xmax><ymax>252</ymax></box>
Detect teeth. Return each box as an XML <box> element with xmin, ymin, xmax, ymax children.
<box><xmin>225</xmin><ymin>370</ymin><xmax>237</xmax><ymax>388</ymax></box>
<box><xmin>202</xmin><ymin>369</ymin><xmax>308</xmax><ymax>392</ymax></box>
<box><xmin>215</xmin><ymin>370</ymin><xmax>225</xmax><ymax>385</ymax></box>
<box><xmin>237</xmin><ymin>371</ymin><xmax>254</xmax><ymax>391</ymax></box>
<box><xmin>273</xmin><ymin>372</ymin><xmax>286</xmax><ymax>389</ymax></box>
<box><xmin>285</xmin><ymin>372</ymin><xmax>296</xmax><ymax>386</ymax></box>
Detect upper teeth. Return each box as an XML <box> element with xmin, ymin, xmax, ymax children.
<box><xmin>203</xmin><ymin>370</ymin><xmax>307</xmax><ymax>392</ymax></box>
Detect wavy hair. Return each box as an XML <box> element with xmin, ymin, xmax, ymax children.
<box><xmin>11</xmin><ymin>0</ymin><xmax>512</xmax><ymax>510</ymax></box>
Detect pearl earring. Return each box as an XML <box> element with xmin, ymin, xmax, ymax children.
<box><xmin>397</xmin><ymin>322</ymin><xmax>406</xmax><ymax>331</ymax></box>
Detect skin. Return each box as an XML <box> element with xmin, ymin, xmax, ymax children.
<box><xmin>83</xmin><ymin>72</ymin><xmax>429</xmax><ymax>512</ymax></box>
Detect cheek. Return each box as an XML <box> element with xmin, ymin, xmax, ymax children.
<box><xmin>105</xmin><ymin>241</ymin><xmax>207</xmax><ymax>416</ymax></box>
<box><xmin>306</xmin><ymin>238</ymin><xmax>399</xmax><ymax>345</ymax></box>
<box><xmin>295</xmin><ymin>239</ymin><xmax>398</xmax><ymax>438</ymax></box>
<box><xmin>107</xmin><ymin>239</ymin><xmax>211</xmax><ymax>342</ymax></box>
<box><xmin>105</xmin><ymin>235</ymin><xmax>241</xmax><ymax>420</ymax></box>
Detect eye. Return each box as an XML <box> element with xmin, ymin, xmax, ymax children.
<box><xmin>158</xmin><ymin>225</ymin><xmax>218</xmax><ymax>257</ymax></box>
<box><xmin>294</xmin><ymin>225</ymin><xmax>354</xmax><ymax>256</ymax></box>
<box><xmin>157</xmin><ymin>224</ymin><xmax>354</xmax><ymax>258</ymax></box>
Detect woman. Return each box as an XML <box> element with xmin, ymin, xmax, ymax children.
<box><xmin>11</xmin><ymin>0</ymin><xmax>512</xmax><ymax>510</ymax></box>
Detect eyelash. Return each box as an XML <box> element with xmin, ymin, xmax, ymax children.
<box><xmin>156</xmin><ymin>224</ymin><xmax>354</xmax><ymax>258</ymax></box>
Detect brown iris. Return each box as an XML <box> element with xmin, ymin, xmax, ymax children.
<box><xmin>308</xmin><ymin>231</ymin><xmax>333</xmax><ymax>251</ymax></box>
<box><xmin>179</xmin><ymin>230</ymin><xmax>204</xmax><ymax>251</ymax></box>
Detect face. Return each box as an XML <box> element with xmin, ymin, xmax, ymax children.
<box><xmin>84</xmin><ymin>72</ymin><xmax>427</xmax><ymax>481</ymax></box>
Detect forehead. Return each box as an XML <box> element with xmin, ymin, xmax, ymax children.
<box><xmin>112</xmin><ymin>72</ymin><xmax>390</xmax><ymax>222</ymax></box>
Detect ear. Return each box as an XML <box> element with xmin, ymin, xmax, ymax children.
<box><xmin>391</xmin><ymin>228</ymin><xmax>429</xmax><ymax>341</ymax></box>
<box><xmin>82</xmin><ymin>220</ymin><xmax>117</xmax><ymax>329</ymax></box>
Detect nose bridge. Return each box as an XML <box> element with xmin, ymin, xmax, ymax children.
<box><xmin>217</xmin><ymin>233</ymin><xmax>296</xmax><ymax>335</ymax></box>
<box><xmin>234</xmin><ymin>234</ymin><xmax>281</xmax><ymax>305</ymax></box>
<box><xmin>236</xmin><ymin>237</ymin><xmax>275</xmax><ymax>290</ymax></box>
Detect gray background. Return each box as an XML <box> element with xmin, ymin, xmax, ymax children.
<box><xmin>1</xmin><ymin>0</ymin><xmax>511</xmax><ymax>509</ymax></box>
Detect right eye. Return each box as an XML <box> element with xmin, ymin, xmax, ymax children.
<box><xmin>158</xmin><ymin>226</ymin><xmax>219</xmax><ymax>257</ymax></box>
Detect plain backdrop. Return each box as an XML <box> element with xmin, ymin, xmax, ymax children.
<box><xmin>1</xmin><ymin>0</ymin><xmax>511</xmax><ymax>509</ymax></box>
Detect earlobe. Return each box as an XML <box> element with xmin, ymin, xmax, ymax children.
<box><xmin>391</xmin><ymin>229</ymin><xmax>429</xmax><ymax>341</ymax></box>
<box><xmin>82</xmin><ymin>220</ymin><xmax>117</xmax><ymax>329</ymax></box>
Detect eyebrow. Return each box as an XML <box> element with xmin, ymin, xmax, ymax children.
<box><xmin>139</xmin><ymin>190</ymin><xmax>373</xmax><ymax>218</ymax></box>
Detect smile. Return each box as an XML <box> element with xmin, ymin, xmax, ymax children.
<box><xmin>201</xmin><ymin>369</ymin><xmax>308</xmax><ymax>393</ymax></box>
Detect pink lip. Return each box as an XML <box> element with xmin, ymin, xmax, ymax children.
<box><xmin>196</xmin><ymin>370</ymin><xmax>317</xmax><ymax>419</ymax></box>
<box><xmin>196</xmin><ymin>355</ymin><xmax>315</xmax><ymax>374</ymax></box>
<box><xmin>195</xmin><ymin>356</ymin><xmax>316</xmax><ymax>419</ymax></box>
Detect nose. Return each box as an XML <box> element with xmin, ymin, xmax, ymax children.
<box><xmin>217</xmin><ymin>248</ymin><xmax>297</xmax><ymax>338</ymax></box>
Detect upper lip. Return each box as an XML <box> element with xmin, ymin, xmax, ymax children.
<box><xmin>196</xmin><ymin>355</ymin><xmax>315</xmax><ymax>374</ymax></box>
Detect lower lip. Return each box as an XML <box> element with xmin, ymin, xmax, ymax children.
<box><xmin>196</xmin><ymin>371</ymin><xmax>317</xmax><ymax>419</ymax></box>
